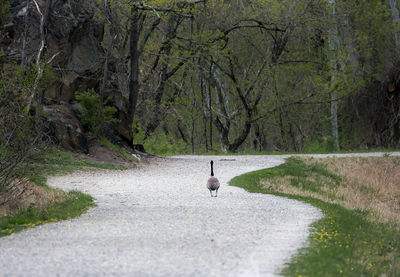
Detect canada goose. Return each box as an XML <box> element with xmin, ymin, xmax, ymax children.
<box><xmin>207</xmin><ymin>160</ymin><xmax>220</xmax><ymax>197</ymax></box>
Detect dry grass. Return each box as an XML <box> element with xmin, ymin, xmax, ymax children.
<box><xmin>321</xmin><ymin>157</ymin><xmax>400</xmax><ymax>225</ymax></box>
<box><xmin>261</xmin><ymin>157</ymin><xmax>400</xmax><ymax>227</ymax></box>
<box><xmin>262</xmin><ymin>176</ymin><xmax>336</xmax><ymax>203</ymax></box>
<box><xmin>0</xmin><ymin>179</ymin><xmax>66</xmax><ymax>216</ymax></box>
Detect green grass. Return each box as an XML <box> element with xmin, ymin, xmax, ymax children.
<box><xmin>1</xmin><ymin>147</ymin><xmax>127</xmax><ymax>237</ymax></box>
<box><xmin>0</xmin><ymin>191</ymin><xmax>94</xmax><ymax>237</ymax></box>
<box><xmin>165</xmin><ymin>148</ymin><xmax>400</xmax><ymax>157</ymax></box>
<box><xmin>229</xmin><ymin>158</ymin><xmax>400</xmax><ymax>276</ymax></box>
<box><xmin>25</xmin><ymin>148</ymin><xmax>127</xmax><ymax>186</ymax></box>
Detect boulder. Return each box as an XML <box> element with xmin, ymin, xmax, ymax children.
<box><xmin>44</xmin><ymin>105</ymin><xmax>88</xmax><ymax>153</ymax></box>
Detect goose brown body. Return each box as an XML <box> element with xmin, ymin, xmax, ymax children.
<box><xmin>207</xmin><ymin>160</ymin><xmax>220</xmax><ymax>197</ymax></box>
<box><xmin>207</xmin><ymin>177</ymin><xmax>220</xmax><ymax>191</ymax></box>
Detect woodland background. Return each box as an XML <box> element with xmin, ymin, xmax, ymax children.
<box><xmin>1</xmin><ymin>0</ymin><xmax>400</xmax><ymax>159</ymax></box>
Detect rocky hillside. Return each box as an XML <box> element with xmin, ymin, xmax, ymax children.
<box><xmin>1</xmin><ymin>0</ymin><xmax>131</xmax><ymax>152</ymax></box>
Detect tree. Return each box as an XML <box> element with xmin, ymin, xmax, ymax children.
<box><xmin>328</xmin><ymin>0</ymin><xmax>340</xmax><ymax>150</ymax></box>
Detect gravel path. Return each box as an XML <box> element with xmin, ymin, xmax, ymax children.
<box><xmin>1</xmin><ymin>153</ymin><xmax>397</xmax><ymax>276</ymax></box>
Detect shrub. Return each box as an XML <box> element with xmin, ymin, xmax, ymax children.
<box><xmin>143</xmin><ymin>131</ymin><xmax>187</xmax><ymax>155</ymax></box>
<box><xmin>304</xmin><ymin>137</ymin><xmax>337</xmax><ymax>153</ymax></box>
<box><xmin>75</xmin><ymin>89</ymin><xmax>117</xmax><ymax>134</ymax></box>
<box><xmin>0</xmin><ymin>64</ymin><xmax>41</xmax><ymax>199</ymax></box>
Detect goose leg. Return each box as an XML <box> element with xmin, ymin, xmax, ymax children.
<box><xmin>215</xmin><ymin>189</ymin><xmax>218</xmax><ymax>197</ymax></box>
<box><xmin>209</xmin><ymin>190</ymin><xmax>213</xmax><ymax>197</ymax></box>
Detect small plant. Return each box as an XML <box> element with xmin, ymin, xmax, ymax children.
<box><xmin>75</xmin><ymin>88</ymin><xmax>117</xmax><ymax>135</ymax></box>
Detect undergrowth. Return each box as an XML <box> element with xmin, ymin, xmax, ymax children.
<box><xmin>99</xmin><ymin>137</ymin><xmax>138</xmax><ymax>161</ymax></box>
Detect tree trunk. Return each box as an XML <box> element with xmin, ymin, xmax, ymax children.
<box><xmin>328</xmin><ymin>0</ymin><xmax>340</xmax><ymax>151</ymax></box>
<box><xmin>389</xmin><ymin>0</ymin><xmax>400</xmax><ymax>49</ymax></box>
<box><xmin>208</xmin><ymin>68</ymin><xmax>213</xmax><ymax>150</ymax></box>
<box><xmin>339</xmin><ymin>10</ymin><xmax>360</xmax><ymax>79</ymax></box>
<box><xmin>20</xmin><ymin>0</ymin><xmax>31</xmax><ymax>68</ymax></box>
<box><xmin>128</xmin><ymin>8</ymin><xmax>141</xmax><ymax>145</ymax></box>
<box><xmin>227</xmin><ymin>120</ymin><xmax>252</xmax><ymax>152</ymax></box>
<box><xmin>199</xmin><ymin>66</ymin><xmax>209</xmax><ymax>151</ymax></box>
<box><xmin>212</xmin><ymin>65</ymin><xmax>230</xmax><ymax>152</ymax></box>
<box><xmin>144</xmin><ymin>16</ymin><xmax>181</xmax><ymax>138</ymax></box>
<box><xmin>27</xmin><ymin>0</ymin><xmax>52</xmax><ymax>116</ymax></box>
<box><xmin>35</xmin><ymin>0</ymin><xmax>52</xmax><ymax>119</ymax></box>
<box><xmin>98</xmin><ymin>38</ymin><xmax>113</xmax><ymax>136</ymax></box>
<box><xmin>98</xmin><ymin>0</ymin><xmax>117</xmax><ymax>136</ymax></box>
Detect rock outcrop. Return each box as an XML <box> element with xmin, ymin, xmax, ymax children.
<box><xmin>44</xmin><ymin>105</ymin><xmax>88</xmax><ymax>154</ymax></box>
<box><xmin>1</xmin><ymin>0</ymin><xmax>131</xmax><ymax>152</ymax></box>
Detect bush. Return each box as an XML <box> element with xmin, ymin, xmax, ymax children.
<box><xmin>142</xmin><ymin>132</ymin><xmax>187</xmax><ymax>155</ymax></box>
<box><xmin>304</xmin><ymin>137</ymin><xmax>337</xmax><ymax>153</ymax></box>
<box><xmin>0</xmin><ymin>64</ymin><xmax>41</xmax><ymax>198</ymax></box>
<box><xmin>75</xmin><ymin>89</ymin><xmax>117</xmax><ymax>134</ymax></box>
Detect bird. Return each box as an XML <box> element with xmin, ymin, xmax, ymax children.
<box><xmin>207</xmin><ymin>160</ymin><xmax>220</xmax><ymax>197</ymax></box>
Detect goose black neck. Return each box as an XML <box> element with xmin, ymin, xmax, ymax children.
<box><xmin>210</xmin><ymin>160</ymin><xmax>214</xmax><ymax>176</ymax></box>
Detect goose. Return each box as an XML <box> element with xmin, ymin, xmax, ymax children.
<box><xmin>207</xmin><ymin>160</ymin><xmax>220</xmax><ymax>197</ymax></box>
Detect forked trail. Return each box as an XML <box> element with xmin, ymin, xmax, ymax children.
<box><xmin>2</xmin><ymin>154</ymin><xmax>390</xmax><ymax>276</ymax></box>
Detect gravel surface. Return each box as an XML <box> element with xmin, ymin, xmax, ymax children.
<box><xmin>1</xmin><ymin>153</ymin><xmax>397</xmax><ymax>276</ymax></box>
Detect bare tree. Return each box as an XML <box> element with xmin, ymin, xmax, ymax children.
<box><xmin>0</xmin><ymin>65</ymin><xmax>42</xmax><ymax>204</ymax></box>
<box><xmin>26</xmin><ymin>0</ymin><xmax>52</xmax><ymax>115</ymax></box>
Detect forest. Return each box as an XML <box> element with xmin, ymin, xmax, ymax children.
<box><xmin>1</xmin><ymin>0</ymin><xmax>400</xmax><ymax>157</ymax></box>
<box><xmin>1</xmin><ymin>2</ymin><xmax>400</xmax><ymax>275</ymax></box>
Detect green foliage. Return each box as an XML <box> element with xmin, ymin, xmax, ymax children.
<box><xmin>92</xmin><ymin>0</ymin><xmax>399</xmax><ymax>153</ymax></box>
<box><xmin>304</xmin><ymin>137</ymin><xmax>337</xmax><ymax>153</ymax></box>
<box><xmin>132</xmin><ymin>117</ymin><xmax>189</xmax><ymax>155</ymax></box>
<box><xmin>230</xmin><ymin>159</ymin><xmax>400</xmax><ymax>276</ymax></box>
<box><xmin>75</xmin><ymin>88</ymin><xmax>117</xmax><ymax>134</ymax></box>
<box><xmin>0</xmin><ymin>0</ymin><xmax>10</xmax><ymax>23</ymax></box>
<box><xmin>131</xmin><ymin>117</ymin><xmax>146</xmax><ymax>143</ymax></box>
<box><xmin>3</xmin><ymin>0</ymin><xmax>398</xmax><ymax>156</ymax></box>
<box><xmin>143</xmin><ymin>131</ymin><xmax>187</xmax><ymax>155</ymax></box>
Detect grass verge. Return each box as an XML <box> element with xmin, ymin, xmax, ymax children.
<box><xmin>229</xmin><ymin>157</ymin><xmax>400</xmax><ymax>276</ymax></box>
<box><xmin>26</xmin><ymin>147</ymin><xmax>127</xmax><ymax>187</ymax></box>
<box><xmin>0</xmin><ymin>191</ymin><xmax>94</xmax><ymax>237</ymax></box>
<box><xmin>1</xmin><ymin>148</ymin><xmax>127</xmax><ymax>237</ymax></box>
<box><xmin>171</xmin><ymin>149</ymin><xmax>399</xmax><ymax>157</ymax></box>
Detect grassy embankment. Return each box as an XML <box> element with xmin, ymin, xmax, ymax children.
<box><xmin>0</xmin><ymin>148</ymin><xmax>129</xmax><ymax>238</ymax></box>
<box><xmin>230</xmin><ymin>157</ymin><xmax>400</xmax><ymax>276</ymax></box>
